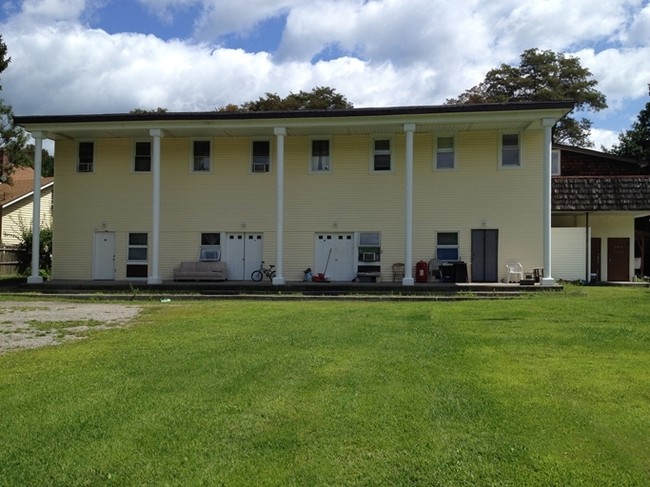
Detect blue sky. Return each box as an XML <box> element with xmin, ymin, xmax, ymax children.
<box><xmin>1</xmin><ymin>0</ymin><xmax>649</xmax><ymax>149</ymax></box>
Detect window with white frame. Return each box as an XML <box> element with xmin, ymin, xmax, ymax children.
<box><xmin>199</xmin><ymin>232</ymin><xmax>221</xmax><ymax>261</ymax></box>
<box><xmin>310</xmin><ymin>139</ymin><xmax>330</xmax><ymax>172</ymax></box>
<box><xmin>501</xmin><ymin>133</ymin><xmax>520</xmax><ymax>167</ymax></box>
<box><xmin>252</xmin><ymin>140</ymin><xmax>270</xmax><ymax>172</ymax></box>
<box><xmin>436</xmin><ymin>232</ymin><xmax>459</xmax><ymax>261</ymax></box>
<box><xmin>126</xmin><ymin>232</ymin><xmax>148</xmax><ymax>278</ymax></box>
<box><xmin>372</xmin><ymin>138</ymin><xmax>392</xmax><ymax>171</ymax></box>
<box><xmin>551</xmin><ymin>149</ymin><xmax>561</xmax><ymax>175</ymax></box>
<box><xmin>134</xmin><ymin>141</ymin><xmax>151</xmax><ymax>172</ymax></box>
<box><xmin>358</xmin><ymin>232</ymin><xmax>381</xmax><ymax>263</ymax></box>
<box><xmin>77</xmin><ymin>141</ymin><xmax>94</xmax><ymax>173</ymax></box>
<box><xmin>435</xmin><ymin>136</ymin><xmax>455</xmax><ymax>170</ymax></box>
<box><xmin>192</xmin><ymin>140</ymin><xmax>211</xmax><ymax>172</ymax></box>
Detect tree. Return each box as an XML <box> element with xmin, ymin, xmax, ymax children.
<box><xmin>607</xmin><ymin>84</ymin><xmax>650</xmax><ymax>164</ymax></box>
<box><xmin>446</xmin><ymin>48</ymin><xmax>607</xmax><ymax>147</ymax></box>
<box><xmin>129</xmin><ymin>107</ymin><xmax>168</xmax><ymax>114</ymax></box>
<box><xmin>220</xmin><ymin>86</ymin><xmax>354</xmax><ymax>112</ymax></box>
<box><xmin>0</xmin><ymin>34</ymin><xmax>29</xmax><ymax>183</ymax></box>
<box><xmin>23</xmin><ymin>144</ymin><xmax>54</xmax><ymax>177</ymax></box>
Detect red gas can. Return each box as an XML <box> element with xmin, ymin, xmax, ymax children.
<box><xmin>415</xmin><ymin>260</ymin><xmax>428</xmax><ymax>283</ymax></box>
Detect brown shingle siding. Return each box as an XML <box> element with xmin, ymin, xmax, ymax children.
<box><xmin>553</xmin><ymin>176</ymin><xmax>650</xmax><ymax>211</ymax></box>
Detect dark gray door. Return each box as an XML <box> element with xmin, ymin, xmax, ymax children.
<box><xmin>472</xmin><ymin>229</ymin><xmax>499</xmax><ymax>282</ymax></box>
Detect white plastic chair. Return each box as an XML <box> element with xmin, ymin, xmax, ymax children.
<box><xmin>505</xmin><ymin>261</ymin><xmax>524</xmax><ymax>283</ymax></box>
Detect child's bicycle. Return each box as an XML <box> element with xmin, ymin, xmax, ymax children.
<box><xmin>251</xmin><ymin>261</ymin><xmax>276</xmax><ymax>282</ymax></box>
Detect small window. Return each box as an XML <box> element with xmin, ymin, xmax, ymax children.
<box><xmin>78</xmin><ymin>141</ymin><xmax>94</xmax><ymax>173</ymax></box>
<box><xmin>127</xmin><ymin>232</ymin><xmax>148</xmax><ymax>278</ymax></box>
<box><xmin>437</xmin><ymin>232</ymin><xmax>459</xmax><ymax>261</ymax></box>
<box><xmin>193</xmin><ymin>140</ymin><xmax>211</xmax><ymax>172</ymax></box>
<box><xmin>310</xmin><ymin>139</ymin><xmax>330</xmax><ymax>172</ymax></box>
<box><xmin>501</xmin><ymin>133</ymin><xmax>520</xmax><ymax>167</ymax></box>
<box><xmin>200</xmin><ymin>232</ymin><xmax>221</xmax><ymax>261</ymax></box>
<box><xmin>134</xmin><ymin>141</ymin><xmax>151</xmax><ymax>172</ymax></box>
<box><xmin>252</xmin><ymin>140</ymin><xmax>270</xmax><ymax>173</ymax></box>
<box><xmin>551</xmin><ymin>149</ymin><xmax>561</xmax><ymax>175</ymax></box>
<box><xmin>358</xmin><ymin>232</ymin><xmax>381</xmax><ymax>263</ymax></box>
<box><xmin>436</xmin><ymin>136</ymin><xmax>455</xmax><ymax>170</ymax></box>
<box><xmin>372</xmin><ymin>138</ymin><xmax>392</xmax><ymax>172</ymax></box>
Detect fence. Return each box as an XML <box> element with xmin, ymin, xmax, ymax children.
<box><xmin>0</xmin><ymin>247</ymin><xmax>24</xmax><ymax>276</ymax></box>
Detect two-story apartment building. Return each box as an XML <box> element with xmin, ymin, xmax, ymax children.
<box><xmin>16</xmin><ymin>102</ymin><xmax>573</xmax><ymax>285</ymax></box>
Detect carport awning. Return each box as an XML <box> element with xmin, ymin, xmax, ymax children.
<box><xmin>552</xmin><ymin>176</ymin><xmax>650</xmax><ymax>212</ymax></box>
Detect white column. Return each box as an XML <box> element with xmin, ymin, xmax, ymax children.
<box><xmin>541</xmin><ymin>119</ymin><xmax>555</xmax><ymax>287</ymax></box>
<box><xmin>27</xmin><ymin>132</ymin><xmax>45</xmax><ymax>284</ymax></box>
<box><xmin>403</xmin><ymin>123</ymin><xmax>416</xmax><ymax>286</ymax></box>
<box><xmin>273</xmin><ymin>127</ymin><xmax>286</xmax><ymax>285</ymax></box>
<box><xmin>148</xmin><ymin>129</ymin><xmax>164</xmax><ymax>284</ymax></box>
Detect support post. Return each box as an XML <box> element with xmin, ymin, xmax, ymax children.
<box><xmin>403</xmin><ymin>124</ymin><xmax>416</xmax><ymax>286</ymax></box>
<box><xmin>148</xmin><ymin>129</ymin><xmax>164</xmax><ymax>284</ymax></box>
<box><xmin>27</xmin><ymin>132</ymin><xmax>45</xmax><ymax>284</ymax></box>
<box><xmin>541</xmin><ymin>119</ymin><xmax>555</xmax><ymax>286</ymax></box>
<box><xmin>273</xmin><ymin>127</ymin><xmax>286</xmax><ymax>285</ymax></box>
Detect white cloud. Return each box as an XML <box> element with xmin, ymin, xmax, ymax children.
<box><xmin>620</xmin><ymin>2</ymin><xmax>650</xmax><ymax>46</ymax></box>
<box><xmin>575</xmin><ymin>47</ymin><xmax>650</xmax><ymax>108</ymax></box>
<box><xmin>20</xmin><ymin>0</ymin><xmax>86</xmax><ymax>21</ymax></box>
<box><xmin>591</xmin><ymin>127</ymin><xmax>621</xmax><ymax>151</ymax></box>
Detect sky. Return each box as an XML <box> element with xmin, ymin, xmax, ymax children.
<box><xmin>1</xmin><ymin>0</ymin><xmax>649</xmax><ymax>150</ymax></box>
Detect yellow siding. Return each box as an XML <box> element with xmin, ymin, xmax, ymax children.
<box><xmin>2</xmin><ymin>187</ymin><xmax>53</xmax><ymax>246</ymax></box>
<box><xmin>52</xmin><ymin>129</ymin><xmax>548</xmax><ymax>282</ymax></box>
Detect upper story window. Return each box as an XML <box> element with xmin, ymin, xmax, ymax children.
<box><xmin>372</xmin><ymin>138</ymin><xmax>392</xmax><ymax>172</ymax></box>
<box><xmin>134</xmin><ymin>141</ymin><xmax>151</xmax><ymax>172</ymax></box>
<box><xmin>77</xmin><ymin>141</ymin><xmax>94</xmax><ymax>173</ymax></box>
<box><xmin>501</xmin><ymin>133</ymin><xmax>520</xmax><ymax>167</ymax></box>
<box><xmin>252</xmin><ymin>140</ymin><xmax>270</xmax><ymax>173</ymax></box>
<box><xmin>435</xmin><ymin>136</ymin><xmax>455</xmax><ymax>170</ymax></box>
<box><xmin>552</xmin><ymin>149</ymin><xmax>561</xmax><ymax>175</ymax></box>
<box><xmin>192</xmin><ymin>140</ymin><xmax>211</xmax><ymax>172</ymax></box>
<box><xmin>310</xmin><ymin>139</ymin><xmax>331</xmax><ymax>173</ymax></box>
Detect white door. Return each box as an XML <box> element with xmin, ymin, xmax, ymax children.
<box><xmin>225</xmin><ymin>233</ymin><xmax>263</xmax><ymax>280</ymax></box>
<box><xmin>315</xmin><ymin>233</ymin><xmax>355</xmax><ymax>281</ymax></box>
<box><xmin>244</xmin><ymin>234</ymin><xmax>263</xmax><ymax>279</ymax></box>
<box><xmin>93</xmin><ymin>231</ymin><xmax>115</xmax><ymax>280</ymax></box>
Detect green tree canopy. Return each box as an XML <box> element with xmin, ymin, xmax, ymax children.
<box><xmin>446</xmin><ymin>48</ymin><xmax>607</xmax><ymax>147</ymax></box>
<box><xmin>607</xmin><ymin>84</ymin><xmax>650</xmax><ymax>164</ymax></box>
<box><xmin>0</xmin><ymin>34</ymin><xmax>29</xmax><ymax>183</ymax></box>
<box><xmin>222</xmin><ymin>86</ymin><xmax>354</xmax><ymax>112</ymax></box>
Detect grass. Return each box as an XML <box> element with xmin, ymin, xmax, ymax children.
<box><xmin>1</xmin><ymin>287</ymin><xmax>649</xmax><ymax>486</ymax></box>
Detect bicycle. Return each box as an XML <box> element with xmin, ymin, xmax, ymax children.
<box><xmin>251</xmin><ymin>261</ymin><xmax>276</xmax><ymax>282</ymax></box>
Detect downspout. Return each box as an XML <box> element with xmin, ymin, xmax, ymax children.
<box><xmin>28</xmin><ymin>132</ymin><xmax>44</xmax><ymax>284</ymax></box>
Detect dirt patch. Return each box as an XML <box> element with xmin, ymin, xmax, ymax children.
<box><xmin>0</xmin><ymin>301</ymin><xmax>142</xmax><ymax>354</ymax></box>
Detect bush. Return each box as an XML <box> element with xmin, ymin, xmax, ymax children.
<box><xmin>10</xmin><ymin>223</ymin><xmax>52</xmax><ymax>277</ymax></box>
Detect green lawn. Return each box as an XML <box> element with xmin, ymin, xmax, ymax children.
<box><xmin>1</xmin><ymin>287</ymin><xmax>649</xmax><ymax>486</ymax></box>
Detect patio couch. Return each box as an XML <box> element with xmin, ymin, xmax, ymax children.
<box><xmin>173</xmin><ymin>261</ymin><xmax>228</xmax><ymax>281</ymax></box>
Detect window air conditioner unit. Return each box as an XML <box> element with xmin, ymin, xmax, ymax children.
<box><xmin>362</xmin><ymin>252</ymin><xmax>376</xmax><ymax>262</ymax></box>
<box><xmin>200</xmin><ymin>249</ymin><xmax>221</xmax><ymax>261</ymax></box>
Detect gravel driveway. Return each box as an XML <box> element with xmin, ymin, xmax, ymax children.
<box><xmin>0</xmin><ymin>301</ymin><xmax>142</xmax><ymax>354</ymax></box>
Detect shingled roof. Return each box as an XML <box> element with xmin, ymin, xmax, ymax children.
<box><xmin>552</xmin><ymin>176</ymin><xmax>650</xmax><ymax>212</ymax></box>
<box><xmin>0</xmin><ymin>167</ymin><xmax>54</xmax><ymax>208</ymax></box>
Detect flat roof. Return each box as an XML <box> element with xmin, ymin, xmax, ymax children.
<box><xmin>15</xmin><ymin>101</ymin><xmax>575</xmax><ymax>125</ymax></box>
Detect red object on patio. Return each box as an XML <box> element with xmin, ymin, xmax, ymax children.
<box><xmin>415</xmin><ymin>260</ymin><xmax>428</xmax><ymax>283</ymax></box>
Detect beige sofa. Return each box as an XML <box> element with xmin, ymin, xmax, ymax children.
<box><xmin>173</xmin><ymin>261</ymin><xmax>228</xmax><ymax>281</ymax></box>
